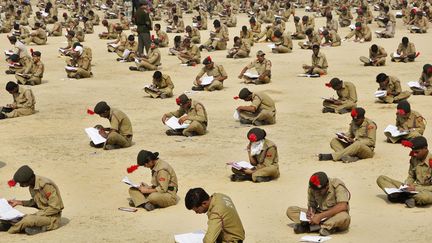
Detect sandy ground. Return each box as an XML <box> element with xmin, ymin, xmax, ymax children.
<box><xmin>1</xmin><ymin>4</ymin><xmax>432</xmax><ymax>243</ymax></box>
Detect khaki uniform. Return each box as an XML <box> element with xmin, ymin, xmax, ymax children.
<box><xmin>345</xmin><ymin>25</ymin><xmax>372</xmax><ymax>41</ymax></box>
<box><xmin>129</xmin><ymin>160</ymin><xmax>178</xmax><ymax>208</ymax></box>
<box><xmin>204</xmin><ymin>28</ymin><xmax>229</xmax><ymax>50</ymax></box>
<box><xmin>204</xmin><ymin>193</ymin><xmax>245</xmax><ymax>243</ymax></box>
<box><xmin>239</xmin><ymin>92</ymin><xmax>276</xmax><ymax>125</ymax></box>
<box><xmin>100</xmin><ymin>23</ymin><xmax>117</xmax><ymax>39</ymax></box>
<box><xmin>108</xmin><ymin>33</ymin><xmax>127</xmax><ymax>52</ymax></box>
<box><xmin>330</xmin><ymin>117</ymin><xmax>376</xmax><ymax>161</ymax></box>
<box><xmin>298</xmin><ymin>31</ymin><xmax>322</xmax><ymax>49</ymax></box>
<box><xmin>195</xmin><ymin>65</ymin><xmax>227</xmax><ymax>91</ymax></box>
<box><xmin>391</xmin><ymin>42</ymin><xmax>416</xmax><ymax>62</ymax></box>
<box><xmin>165</xmin><ymin>100</ymin><xmax>208</xmax><ymax>136</ymax></box>
<box><xmin>323</xmin><ymin>30</ymin><xmax>341</xmax><ymax>47</ymax></box>
<box><xmin>339</xmin><ymin>11</ymin><xmax>353</xmax><ymax>27</ymax></box>
<box><xmin>105</xmin><ymin>108</ymin><xmax>133</xmax><ymax>148</ymax></box>
<box><xmin>251</xmin><ymin>22</ymin><xmax>262</xmax><ymax>38</ymax></box>
<box><xmin>369</xmin><ymin>46</ymin><xmax>387</xmax><ymax>66</ymax></box>
<box><xmin>244</xmin><ymin>59</ymin><xmax>272</xmax><ymax>84</ymax></box>
<box><xmin>116</xmin><ymin>41</ymin><xmax>138</xmax><ymax>61</ymax></box>
<box><xmin>240</xmin><ymin>29</ymin><xmax>254</xmax><ymax>46</ymax></box>
<box><xmin>49</xmin><ymin>22</ymin><xmax>63</xmax><ymax>36</ymax></box>
<box><xmin>377</xmin><ymin>21</ymin><xmax>395</xmax><ymax>38</ymax></box>
<box><xmin>377</xmin><ymin>152</ymin><xmax>432</xmax><ymax>205</ymax></box>
<box><xmin>6</xmin><ymin>86</ymin><xmax>36</xmax><ymax>118</ymax></box>
<box><xmin>411</xmin><ymin>16</ymin><xmax>429</xmax><ymax>33</ymax></box>
<box><xmin>136</xmin><ymin>48</ymin><xmax>161</xmax><ymax>71</ymax></box>
<box><xmin>66</xmin><ymin>54</ymin><xmax>92</xmax><ymax>79</ymax></box>
<box><xmin>323</xmin><ymin>82</ymin><xmax>357</xmax><ymax>113</ymax></box>
<box><xmin>379</xmin><ymin>76</ymin><xmax>411</xmax><ymax>103</ymax></box>
<box><xmin>287</xmin><ymin>178</ymin><xmax>351</xmax><ymax>232</ymax></box>
<box><xmin>273</xmin><ymin>34</ymin><xmax>293</xmax><ymax>53</ymax></box>
<box><xmin>168</xmin><ymin>20</ymin><xmax>185</xmax><ymax>33</ymax></box>
<box><xmin>73</xmin><ymin>26</ymin><xmax>85</xmax><ymax>42</ymax></box>
<box><xmin>4</xmin><ymin>176</ymin><xmax>64</xmax><ymax>234</ymax></box>
<box><xmin>232</xmin><ymin>139</ymin><xmax>279</xmax><ymax>181</ymax></box>
<box><xmin>145</xmin><ymin>74</ymin><xmax>174</xmax><ymax>98</ymax></box>
<box><xmin>187</xmin><ymin>27</ymin><xmax>201</xmax><ymax>44</ymax></box>
<box><xmin>24</xmin><ymin>28</ymin><xmax>47</xmax><ymax>45</ymax></box>
<box><xmin>156</xmin><ymin>30</ymin><xmax>169</xmax><ymax>47</ymax></box>
<box><xmin>84</xmin><ymin>21</ymin><xmax>94</xmax><ymax>34</ymax></box>
<box><xmin>414</xmin><ymin>72</ymin><xmax>432</xmax><ymax>95</ymax></box>
<box><xmin>292</xmin><ymin>22</ymin><xmax>306</xmax><ymax>39</ymax></box>
<box><xmin>326</xmin><ymin>19</ymin><xmax>339</xmax><ymax>33</ymax></box>
<box><xmin>177</xmin><ymin>44</ymin><xmax>201</xmax><ymax>64</ymax></box>
<box><xmin>15</xmin><ymin>60</ymin><xmax>44</xmax><ymax>85</ymax></box>
<box><xmin>0</xmin><ymin>18</ymin><xmax>13</xmax><ymax>33</ymax></box>
<box><xmin>10</xmin><ymin>42</ymin><xmax>31</xmax><ymax>74</ymax></box>
<box><xmin>228</xmin><ymin>41</ymin><xmax>251</xmax><ymax>58</ymax></box>
<box><xmin>303</xmin><ymin>52</ymin><xmax>328</xmax><ymax>75</ymax></box>
<box><xmin>225</xmin><ymin>15</ymin><xmax>237</xmax><ymax>27</ymax></box>
<box><xmin>385</xmin><ymin>111</ymin><xmax>425</xmax><ymax>143</ymax></box>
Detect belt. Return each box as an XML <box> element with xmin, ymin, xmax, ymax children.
<box><xmin>168</xmin><ymin>186</ymin><xmax>177</xmax><ymax>192</ymax></box>
<box><xmin>126</xmin><ymin>135</ymin><xmax>133</xmax><ymax>138</ymax></box>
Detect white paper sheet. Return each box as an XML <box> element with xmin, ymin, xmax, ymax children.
<box><xmin>108</xmin><ymin>43</ymin><xmax>119</xmax><ymax>48</ymax></box>
<box><xmin>384</xmin><ymin>125</ymin><xmax>409</xmax><ymax>137</ymax></box>
<box><xmin>192</xmin><ymin>23</ymin><xmax>198</xmax><ymax>27</ymax></box>
<box><xmin>230</xmin><ymin>161</ymin><xmax>254</xmax><ymax>170</ymax></box>
<box><xmin>122</xmin><ymin>49</ymin><xmax>131</xmax><ymax>59</ymax></box>
<box><xmin>65</xmin><ymin>66</ymin><xmax>78</xmax><ymax>71</ymax></box>
<box><xmin>0</xmin><ymin>198</ymin><xmax>24</xmax><ymax>221</ymax></box>
<box><xmin>300</xmin><ymin>235</ymin><xmax>332</xmax><ymax>242</ymax></box>
<box><xmin>374</xmin><ymin>90</ymin><xmax>387</xmax><ymax>98</ymax></box>
<box><xmin>384</xmin><ymin>185</ymin><xmax>418</xmax><ymax>195</ymax></box>
<box><xmin>122</xmin><ymin>176</ymin><xmax>140</xmax><ymax>188</ymax></box>
<box><xmin>200</xmin><ymin>76</ymin><xmax>214</xmax><ymax>85</ymax></box>
<box><xmin>267</xmin><ymin>44</ymin><xmax>276</xmax><ymax>49</ymax></box>
<box><xmin>165</xmin><ymin>116</ymin><xmax>190</xmax><ymax>130</ymax></box>
<box><xmin>233</xmin><ymin>110</ymin><xmax>240</xmax><ymax>121</ymax></box>
<box><xmin>407</xmin><ymin>81</ymin><xmax>425</xmax><ymax>90</ymax></box>
<box><xmin>175</xmin><ymin>230</ymin><xmax>205</xmax><ymax>243</ymax></box>
<box><xmin>4</xmin><ymin>50</ymin><xmax>14</xmax><ymax>56</ymax></box>
<box><xmin>85</xmin><ymin>127</ymin><xmax>107</xmax><ymax>145</ymax></box>
<box><xmin>244</xmin><ymin>72</ymin><xmax>259</xmax><ymax>79</ymax></box>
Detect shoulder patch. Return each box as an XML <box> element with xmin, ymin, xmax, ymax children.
<box><xmin>159</xmin><ymin>178</ymin><xmax>166</xmax><ymax>182</ymax></box>
<box><xmin>429</xmin><ymin>158</ymin><xmax>432</xmax><ymax>168</ymax></box>
<box><xmin>45</xmin><ymin>192</ymin><xmax>51</xmax><ymax>199</ymax></box>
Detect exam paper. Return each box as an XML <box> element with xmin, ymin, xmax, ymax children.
<box><xmin>85</xmin><ymin>127</ymin><xmax>107</xmax><ymax>145</ymax></box>
<box><xmin>165</xmin><ymin>116</ymin><xmax>190</xmax><ymax>130</ymax></box>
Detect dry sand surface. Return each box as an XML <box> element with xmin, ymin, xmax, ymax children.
<box><xmin>1</xmin><ymin>5</ymin><xmax>432</xmax><ymax>243</ymax></box>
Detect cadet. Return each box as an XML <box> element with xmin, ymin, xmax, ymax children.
<box><xmin>15</xmin><ymin>50</ymin><xmax>44</xmax><ymax>85</ymax></box>
<box><xmin>298</xmin><ymin>28</ymin><xmax>321</xmax><ymax>49</ymax></box>
<box><xmin>360</xmin><ymin>44</ymin><xmax>387</xmax><ymax>66</ymax></box>
<box><xmin>271</xmin><ymin>29</ymin><xmax>293</xmax><ymax>53</ymax></box>
<box><xmin>236</xmin><ymin>88</ymin><xmax>276</xmax><ymax>125</ymax></box>
<box><xmin>302</xmin><ymin>45</ymin><xmax>328</xmax><ymax>75</ymax></box>
<box><xmin>23</xmin><ymin>23</ymin><xmax>47</xmax><ymax>45</ymax></box>
<box><xmin>291</xmin><ymin>16</ymin><xmax>306</xmax><ymax>39</ymax></box>
<box><xmin>227</xmin><ymin>36</ymin><xmax>251</xmax><ymax>58</ymax></box>
<box><xmin>319</xmin><ymin>107</ymin><xmax>376</xmax><ymax>163</ymax></box>
<box><xmin>1</xmin><ymin>165</ymin><xmax>64</xmax><ymax>235</ymax></box>
<box><xmin>65</xmin><ymin>45</ymin><xmax>92</xmax><ymax>79</ymax></box>
<box><xmin>390</xmin><ymin>37</ymin><xmax>417</xmax><ymax>62</ymax></box>
<box><xmin>338</xmin><ymin>6</ymin><xmax>353</xmax><ymax>27</ymax></box>
<box><xmin>322</xmin><ymin>78</ymin><xmax>357</xmax><ymax>114</ymax></box>
<box><xmin>48</xmin><ymin>16</ymin><xmax>62</xmax><ymax>36</ymax></box>
<box><xmin>409</xmin><ymin>11</ymin><xmax>428</xmax><ymax>33</ymax></box>
<box><xmin>238</xmin><ymin>50</ymin><xmax>272</xmax><ymax>84</ymax></box>
<box><xmin>377</xmin><ymin>136</ymin><xmax>432</xmax><ymax>208</ymax></box>
<box><xmin>185</xmin><ymin>188</ymin><xmax>245</xmax><ymax>243</ymax></box>
<box><xmin>231</xmin><ymin>128</ymin><xmax>279</xmax><ymax>182</ymax></box>
<box><xmin>154</xmin><ymin>24</ymin><xmax>169</xmax><ymax>47</ymax></box>
<box><xmin>91</xmin><ymin>101</ymin><xmax>133</xmax><ymax>150</ymax></box>
<box><xmin>129</xmin><ymin>40</ymin><xmax>161</xmax><ymax>71</ymax></box>
<box><xmin>385</xmin><ymin>101</ymin><xmax>425</xmax><ymax>143</ymax></box>
<box><xmin>376</xmin><ymin>18</ymin><xmax>395</xmax><ymax>38</ymax></box>
<box><xmin>116</xmin><ymin>35</ymin><xmax>138</xmax><ymax>62</ymax></box>
<box><xmin>127</xmin><ymin>150</ymin><xmax>178</xmax><ymax>211</ymax></box>
<box><xmin>376</xmin><ymin>73</ymin><xmax>411</xmax><ymax>103</ymax></box>
<box><xmin>176</xmin><ymin>38</ymin><xmax>201</xmax><ymax>66</ymax></box>
<box><xmin>185</xmin><ymin>25</ymin><xmax>201</xmax><ymax>44</ymax></box>
<box><xmin>99</xmin><ymin>20</ymin><xmax>118</xmax><ymax>39</ymax></box>
<box><xmin>0</xmin><ymin>81</ymin><xmax>35</xmax><ymax>119</ymax></box>
<box><xmin>192</xmin><ymin>56</ymin><xmax>227</xmax><ymax>91</ymax></box>
<box><xmin>144</xmin><ymin>71</ymin><xmax>174</xmax><ymax>98</ymax></box>
<box><xmin>199</xmin><ymin>20</ymin><xmax>229</xmax><ymax>52</ymax></box>
<box><xmin>321</xmin><ymin>29</ymin><xmax>341</xmax><ymax>47</ymax></box>
<box><xmin>411</xmin><ymin>64</ymin><xmax>432</xmax><ymax>95</ymax></box>
<box><xmin>344</xmin><ymin>22</ymin><xmax>372</xmax><ymax>42</ymax></box>
<box><xmin>286</xmin><ymin>172</ymin><xmax>350</xmax><ymax>236</ymax></box>
<box><xmin>162</xmin><ymin>94</ymin><xmax>208</xmax><ymax>136</ymax></box>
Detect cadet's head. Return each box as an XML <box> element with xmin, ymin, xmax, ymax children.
<box><xmin>151</xmin><ymin>39</ymin><xmax>159</xmax><ymax>49</ymax></box>
<box><xmin>249</xmin><ymin>17</ymin><xmax>256</xmax><ymax>24</ymax></box>
<box><xmin>176</xmin><ymin>94</ymin><xmax>191</xmax><ymax>109</ymax></box>
<box><xmin>416</xmin><ymin>10</ymin><xmax>423</xmax><ymax>16</ymax></box>
<box><xmin>115</xmin><ymin>25</ymin><xmax>123</xmax><ymax>32</ymax></box>
<box><xmin>355</xmin><ymin>22</ymin><xmax>362</xmax><ymax>30</ymax></box>
<box><xmin>34</xmin><ymin>22</ymin><xmax>41</xmax><ymax>29</ymax></box>
<box><xmin>12</xmin><ymin>165</ymin><xmax>35</xmax><ymax>188</ymax></box>
<box><xmin>302</xmin><ymin>15</ymin><xmax>309</xmax><ymax>22</ymax></box>
<box><xmin>185</xmin><ymin>25</ymin><xmax>192</xmax><ymax>33</ymax></box>
<box><xmin>13</xmin><ymin>23</ymin><xmax>19</xmax><ymax>31</ymax></box>
<box><xmin>153</xmin><ymin>71</ymin><xmax>162</xmax><ymax>81</ymax></box>
<box><xmin>202</xmin><ymin>56</ymin><xmax>213</xmax><ymax>68</ymax></box>
<box><xmin>196</xmin><ymin>16</ymin><xmax>201</xmax><ymax>22</ymax></box>
<box><xmin>294</xmin><ymin>16</ymin><xmax>300</xmax><ymax>23</ymax></box>
<box><xmin>53</xmin><ymin>15</ymin><xmax>58</xmax><ymax>22</ymax></box>
<box><xmin>102</xmin><ymin>19</ymin><xmax>108</xmax><ymax>26</ymax></box>
<box><xmin>376</xmin><ymin>73</ymin><xmax>388</xmax><ymax>86</ymax></box>
<box><xmin>256</xmin><ymin>50</ymin><xmax>265</xmax><ymax>61</ymax></box>
<box><xmin>6</xmin><ymin>81</ymin><xmax>19</xmax><ymax>94</ymax></box>
<box><xmin>238</xmin><ymin>88</ymin><xmax>253</xmax><ymax>101</ymax></box>
<box><xmin>154</xmin><ymin>23</ymin><xmax>161</xmax><ymax>31</ymax></box>
<box><xmin>234</xmin><ymin>36</ymin><xmax>241</xmax><ymax>44</ymax></box>
<box><xmin>274</xmin><ymin>29</ymin><xmax>282</xmax><ymax>38</ymax></box>
<box><xmin>185</xmin><ymin>187</ymin><xmax>210</xmax><ymax>214</ymax></box>
<box><xmin>89</xmin><ymin>10</ymin><xmax>94</xmax><ymax>16</ymax></box>
<box><xmin>341</xmin><ymin>6</ymin><xmax>347</xmax><ymax>12</ymax></box>
<box><xmin>128</xmin><ymin>35</ymin><xmax>135</xmax><ymax>42</ymax></box>
<box><xmin>242</xmin><ymin>25</ymin><xmax>247</xmax><ymax>33</ymax></box>
<box><xmin>213</xmin><ymin>19</ymin><xmax>221</xmax><ymax>29</ymax></box>
<box><xmin>63</xmin><ymin>12</ymin><xmax>68</xmax><ymax>18</ymax></box>
<box><xmin>322</xmin><ymin>29</ymin><xmax>329</xmax><ymax>36</ymax></box>
<box><xmin>382</xmin><ymin>18</ymin><xmax>389</xmax><ymax>24</ymax></box>
<box><xmin>312</xmin><ymin>44</ymin><xmax>320</xmax><ymax>55</ymax></box>
<box><xmin>32</xmin><ymin>50</ymin><xmax>41</xmax><ymax>61</ymax></box>
<box><xmin>326</xmin><ymin>13</ymin><xmax>333</xmax><ymax>20</ymax></box>
<box><xmin>183</xmin><ymin>37</ymin><xmax>191</xmax><ymax>47</ymax></box>
<box><xmin>384</xmin><ymin>5</ymin><xmax>390</xmax><ymax>13</ymax></box>
<box><xmin>305</xmin><ymin>28</ymin><xmax>313</xmax><ymax>36</ymax></box>
<box><xmin>247</xmin><ymin>127</ymin><xmax>266</xmax><ymax>143</ymax></box>
<box><xmin>137</xmin><ymin>150</ymin><xmax>159</xmax><ymax>168</ymax></box>
<box><xmin>94</xmin><ymin>101</ymin><xmax>110</xmax><ymax>118</ymax></box>
<box><xmin>371</xmin><ymin>44</ymin><xmax>378</xmax><ymax>53</ymax></box>
<box><xmin>403</xmin><ymin>136</ymin><xmax>428</xmax><ymax>159</ymax></box>
<box><xmin>67</xmin><ymin>30</ymin><xmax>75</xmax><ymax>38</ymax></box>
<box><xmin>8</xmin><ymin>35</ymin><xmax>17</xmax><ymax>44</ymax></box>
<box><xmin>351</xmin><ymin>107</ymin><xmax>365</xmax><ymax>125</ymax></box>
<box><xmin>174</xmin><ymin>35</ymin><xmax>181</xmax><ymax>43</ymax></box>
<box><xmin>396</xmin><ymin>100</ymin><xmax>411</xmax><ymax>117</ymax></box>
<box><xmin>327</xmin><ymin>78</ymin><xmax>343</xmax><ymax>90</ymax></box>
<box><xmin>173</xmin><ymin>15</ymin><xmax>179</xmax><ymax>22</ymax></box>
<box><xmin>402</xmin><ymin>36</ymin><xmax>409</xmax><ymax>45</ymax></box>
<box><xmin>423</xmin><ymin>64</ymin><xmax>432</xmax><ymax>75</ymax></box>
<box><xmin>7</xmin><ymin>54</ymin><xmax>19</xmax><ymax>64</ymax></box>
<box><xmin>309</xmin><ymin>172</ymin><xmax>329</xmax><ymax>195</ymax></box>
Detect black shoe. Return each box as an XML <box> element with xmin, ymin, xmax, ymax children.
<box><xmin>254</xmin><ymin>176</ymin><xmax>272</xmax><ymax>182</ymax></box>
<box><xmin>129</xmin><ymin>66</ymin><xmax>138</xmax><ymax>71</ymax></box>
<box><xmin>405</xmin><ymin>198</ymin><xmax>416</xmax><ymax>208</ymax></box>
<box><xmin>166</xmin><ymin>129</ymin><xmax>184</xmax><ymax>136</ymax></box>
<box><xmin>5</xmin><ymin>70</ymin><xmax>15</xmax><ymax>75</ymax></box>
<box><xmin>191</xmin><ymin>86</ymin><xmax>204</xmax><ymax>91</ymax></box>
<box><xmin>293</xmin><ymin>223</ymin><xmax>310</xmax><ymax>234</ymax></box>
<box><xmin>338</xmin><ymin>108</ymin><xmax>350</xmax><ymax>114</ymax></box>
<box><xmin>318</xmin><ymin>153</ymin><xmax>333</xmax><ymax>161</ymax></box>
<box><xmin>199</xmin><ymin>45</ymin><xmax>204</xmax><ymax>51</ymax></box>
<box><xmin>90</xmin><ymin>141</ymin><xmax>104</xmax><ymax>148</ymax></box>
<box><xmin>116</xmin><ymin>58</ymin><xmax>122</xmax><ymax>61</ymax></box>
<box><xmin>104</xmin><ymin>144</ymin><xmax>121</xmax><ymax>150</ymax></box>
<box><xmin>322</xmin><ymin>107</ymin><xmax>335</xmax><ymax>113</ymax></box>
<box><xmin>1</xmin><ymin>107</ymin><xmax>13</xmax><ymax>113</ymax></box>
<box><xmin>0</xmin><ymin>113</ymin><xmax>6</xmax><ymax>120</ymax></box>
<box><xmin>230</xmin><ymin>174</ymin><xmax>252</xmax><ymax>182</ymax></box>
<box><xmin>239</xmin><ymin>118</ymin><xmax>252</xmax><ymax>124</ymax></box>
<box><xmin>143</xmin><ymin>202</ymin><xmax>155</xmax><ymax>211</ymax></box>
<box><xmin>25</xmin><ymin>226</ymin><xmax>46</xmax><ymax>235</ymax></box>
<box><xmin>0</xmin><ymin>222</ymin><xmax>11</xmax><ymax>231</ymax></box>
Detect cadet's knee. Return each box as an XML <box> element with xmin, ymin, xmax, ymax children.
<box><xmin>414</xmin><ymin>192</ymin><xmax>432</xmax><ymax>205</ymax></box>
<box><xmin>286</xmin><ymin>206</ymin><xmax>299</xmax><ymax>218</ymax></box>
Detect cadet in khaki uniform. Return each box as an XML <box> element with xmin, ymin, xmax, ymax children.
<box><xmin>410</xmin><ymin>11</ymin><xmax>429</xmax><ymax>33</ymax></box>
<box><xmin>227</xmin><ymin>36</ymin><xmax>251</xmax><ymax>58</ymax></box>
<box><xmin>319</xmin><ymin>108</ymin><xmax>376</xmax><ymax>163</ymax></box>
<box><xmin>287</xmin><ymin>172</ymin><xmax>351</xmax><ymax>236</ymax></box>
<box><xmin>107</xmin><ymin>26</ymin><xmax>127</xmax><ymax>53</ymax></box>
<box><xmin>129</xmin><ymin>40</ymin><xmax>161</xmax><ymax>71</ymax></box>
<box><xmin>344</xmin><ymin>22</ymin><xmax>372</xmax><ymax>42</ymax></box>
<box><xmin>127</xmin><ymin>150</ymin><xmax>178</xmax><ymax>211</ymax></box>
<box><xmin>1</xmin><ymin>165</ymin><xmax>64</xmax><ymax>235</ymax></box>
<box><xmin>238</xmin><ymin>50</ymin><xmax>272</xmax><ymax>84</ymax></box>
<box><xmin>192</xmin><ymin>56</ymin><xmax>227</xmax><ymax>91</ymax></box>
<box><xmin>48</xmin><ymin>16</ymin><xmax>62</xmax><ymax>36</ymax></box>
<box><xmin>6</xmin><ymin>36</ymin><xmax>32</xmax><ymax>75</ymax></box>
<box><xmin>377</xmin><ymin>136</ymin><xmax>432</xmax><ymax>208</ymax></box>
<box><xmin>291</xmin><ymin>16</ymin><xmax>306</xmax><ymax>39</ymax></box>
<box><xmin>15</xmin><ymin>51</ymin><xmax>44</xmax><ymax>85</ymax></box>
<box><xmin>239</xmin><ymin>26</ymin><xmax>254</xmax><ymax>47</ymax></box>
<box><xmin>116</xmin><ymin>35</ymin><xmax>138</xmax><ymax>62</ymax></box>
<box><xmin>338</xmin><ymin>6</ymin><xmax>353</xmax><ymax>27</ymax></box>
<box><xmin>99</xmin><ymin>20</ymin><xmax>117</xmax><ymax>39</ymax></box>
<box><xmin>176</xmin><ymin>38</ymin><xmax>201</xmax><ymax>65</ymax></box>
<box><xmin>271</xmin><ymin>30</ymin><xmax>293</xmax><ymax>53</ymax></box>
<box><xmin>185</xmin><ymin>25</ymin><xmax>201</xmax><ymax>44</ymax></box>
<box><xmin>411</xmin><ymin>64</ymin><xmax>432</xmax><ymax>95</ymax></box>
<box><xmin>391</xmin><ymin>37</ymin><xmax>417</xmax><ymax>62</ymax></box>
<box><xmin>322</xmin><ymin>78</ymin><xmax>357</xmax><ymax>114</ymax></box>
<box><xmin>23</xmin><ymin>23</ymin><xmax>47</xmax><ymax>45</ymax></box>
<box><xmin>321</xmin><ymin>30</ymin><xmax>341</xmax><ymax>47</ymax></box>
<box><xmin>162</xmin><ymin>94</ymin><xmax>208</xmax><ymax>137</ymax></box>
<box><xmin>185</xmin><ymin>188</ymin><xmax>245</xmax><ymax>243</ymax></box>
<box><xmin>385</xmin><ymin>101</ymin><xmax>425</xmax><ymax>143</ymax></box>
<box><xmin>376</xmin><ymin>18</ymin><xmax>395</xmax><ymax>38</ymax></box>
<box><xmin>298</xmin><ymin>28</ymin><xmax>322</xmax><ymax>49</ymax></box>
<box><xmin>167</xmin><ymin>15</ymin><xmax>185</xmax><ymax>33</ymax></box>
<box><xmin>376</xmin><ymin>73</ymin><xmax>411</xmax><ymax>103</ymax></box>
<box><xmin>250</xmin><ymin>17</ymin><xmax>262</xmax><ymax>39</ymax></box>
<box><xmin>236</xmin><ymin>88</ymin><xmax>276</xmax><ymax>125</ymax></box>
<box><xmin>91</xmin><ymin>101</ymin><xmax>133</xmax><ymax>150</ymax></box>
<box><xmin>154</xmin><ymin>24</ymin><xmax>169</xmax><ymax>47</ymax></box>
<box><xmin>65</xmin><ymin>45</ymin><xmax>92</xmax><ymax>79</ymax></box>
<box><xmin>200</xmin><ymin>20</ymin><xmax>229</xmax><ymax>51</ymax></box>
<box><xmin>0</xmin><ymin>82</ymin><xmax>35</xmax><ymax>119</ymax></box>
<box><xmin>144</xmin><ymin>71</ymin><xmax>174</xmax><ymax>98</ymax></box>
<box><xmin>360</xmin><ymin>44</ymin><xmax>387</xmax><ymax>66</ymax></box>
<box><xmin>302</xmin><ymin>45</ymin><xmax>328</xmax><ymax>75</ymax></box>
<box><xmin>231</xmin><ymin>128</ymin><xmax>279</xmax><ymax>182</ymax></box>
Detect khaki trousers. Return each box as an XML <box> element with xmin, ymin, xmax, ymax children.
<box><xmin>7</xmin><ymin>214</ymin><xmax>61</xmax><ymax>233</ymax></box>
<box><xmin>286</xmin><ymin>206</ymin><xmax>350</xmax><ymax>231</ymax></box>
<box><xmin>376</xmin><ymin>175</ymin><xmax>432</xmax><ymax>205</ymax></box>
<box><xmin>6</xmin><ymin>108</ymin><xmax>35</xmax><ymax>118</ymax></box>
<box><xmin>67</xmin><ymin>68</ymin><xmax>92</xmax><ymax>78</ymax></box>
<box><xmin>330</xmin><ymin>139</ymin><xmax>374</xmax><ymax>161</ymax></box>
<box><xmin>378</xmin><ymin>91</ymin><xmax>411</xmax><ymax>103</ymax></box>
<box><xmin>323</xmin><ymin>100</ymin><xmax>356</xmax><ymax>113</ymax></box>
<box><xmin>239</xmin><ymin>109</ymin><xmax>276</xmax><ymax>125</ymax></box>
<box><xmin>232</xmin><ymin>165</ymin><xmax>279</xmax><ymax>181</ymax></box>
<box><xmin>105</xmin><ymin>132</ymin><xmax>132</xmax><ymax>148</ymax></box>
<box><xmin>183</xmin><ymin>121</ymin><xmax>206</xmax><ymax>136</ymax></box>
<box><xmin>129</xmin><ymin>187</ymin><xmax>177</xmax><ymax>208</ymax></box>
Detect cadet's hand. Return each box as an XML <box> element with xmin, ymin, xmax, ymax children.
<box><xmin>306</xmin><ymin>208</ymin><xmax>315</xmax><ymax>219</ymax></box>
<box><xmin>9</xmin><ymin>104</ymin><xmax>17</xmax><ymax>109</ymax></box>
<box><xmin>196</xmin><ymin>79</ymin><xmax>202</xmax><ymax>85</ymax></box>
<box><xmin>8</xmin><ymin>199</ymin><xmax>22</xmax><ymax>207</ymax></box>
<box><xmin>243</xmin><ymin>168</ymin><xmax>255</xmax><ymax>174</ymax></box>
<box><xmin>406</xmin><ymin>184</ymin><xmax>416</xmax><ymax>192</ymax></box>
<box><xmin>178</xmin><ymin>116</ymin><xmax>188</xmax><ymax>125</ymax></box>
<box><xmin>310</xmin><ymin>214</ymin><xmax>322</xmax><ymax>225</ymax></box>
<box><xmin>161</xmin><ymin>114</ymin><xmax>168</xmax><ymax>124</ymax></box>
<box><xmin>98</xmin><ymin>129</ymin><xmax>108</xmax><ymax>138</ymax></box>
<box><xmin>236</xmin><ymin>106</ymin><xmax>243</xmax><ymax>112</ymax></box>
<box><xmin>238</xmin><ymin>73</ymin><xmax>244</xmax><ymax>79</ymax></box>
<box><xmin>139</xmin><ymin>185</ymin><xmax>152</xmax><ymax>194</ymax></box>
<box><xmin>333</xmin><ymin>100</ymin><xmax>342</xmax><ymax>105</ymax></box>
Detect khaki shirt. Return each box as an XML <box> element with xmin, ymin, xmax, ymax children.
<box><xmin>274</xmin><ymin>34</ymin><xmax>293</xmax><ymax>49</ymax></box>
<box><xmin>187</xmin><ymin>27</ymin><xmax>200</xmax><ymax>41</ymax></box>
<box><xmin>184</xmin><ymin>44</ymin><xmax>201</xmax><ymax>60</ymax></box>
<box><xmin>197</xmin><ymin>64</ymin><xmax>227</xmax><ymax>80</ymax></box>
<box><xmin>32</xmin><ymin>28</ymin><xmax>47</xmax><ymax>40</ymax></box>
<box><xmin>13</xmin><ymin>86</ymin><xmax>35</xmax><ymax>110</ymax></box>
<box><xmin>251</xmin><ymin>138</ymin><xmax>278</xmax><ymax>169</ymax></box>
<box><xmin>147</xmin><ymin>48</ymin><xmax>161</xmax><ymax>65</ymax></box>
<box><xmin>251</xmin><ymin>91</ymin><xmax>276</xmax><ymax>112</ymax></box>
<box><xmin>22</xmin><ymin>175</ymin><xmax>64</xmax><ymax>217</ymax></box>
<box><xmin>308</xmin><ymin>178</ymin><xmax>350</xmax><ymax>212</ymax></box>
<box><xmin>346</xmin><ymin>117</ymin><xmax>377</xmax><ymax>148</ymax></box>
<box><xmin>396</xmin><ymin>110</ymin><xmax>425</xmax><ymax>134</ymax></box>
<box><xmin>246</xmin><ymin>58</ymin><xmax>272</xmax><ymax>75</ymax></box>
<box><xmin>251</xmin><ymin>22</ymin><xmax>261</xmax><ymax>33</ymax></box>
<box><xmin>157</xmin><ymin>30</ymin><xmax>169</xmax><ymax>46</ymax></box>
<box><xmin>204</xmin><ymin>193</ymin><xmax>245</xmax><ymax>243</ymax></box>
<box><xmin>166</xmin><ymin>100</ymin><xmax>208</xmax><ymax>124</ymax></box>
<box><xmin>419</xmin><ymin>73</ymin><xmax>432</xmax><ymax>86</ymax></box>
<box><xmin>406</xmin><ymin>152</ymin><xmax>432</xmax><ymax>189</ymax></box>
<box><xmin>383</xmin><ymin>76</ymin><xmax>402</xmax><ymax>96</ymax></box>
<box><xmin>75</xmin><ymin>54</ymin><xmax>91</xmax><ymax>71</ymax></box>
<box><xmin>294</xmin><ymin>22</ymin><xmax>304</xmax><ymax>34</ymax></box>
<box><xmin>29</xmin><ymin>60</ymin><xmax>44</xmax><ymax>78</ymax></box>
<box><xmin>312</xmin><ymin>52</ymin><xmax>328</xmax><ymax>70</ymax></box>
<box><xmin>213</xmin><ymin>27</ymin><xmax>229</xmax><ymax>42</ymax></box>
<box><xmin>324</xmin><ymin>30</ymin><xmax>341</xmax><ymax>45</ymax></box>
<box><xmin>151</xmin><ymin>160</ymin><xmax>178</xmax><ymax>193</ymax></box>
<box><xmin>153</xmin><ymin>74</ymin><xmax>174</xmax><ymax>90</ymax></box>
<box><xmin>337</xmin><ymin>82</ymin><xmax>357</xmax><ymax>103</ymax></box>
<box><xmin>124</xmin><ymin>41</ymin><xmax>138</xmax><ymax>52</ymax></box>
<box><xmin>109</xmin><ymin>108</ymin><xmax>133</xmax><ymax>136</ymax></box>
<box><xmin>326</xmin><ymin>19</ymin><xmax>338</xmax><ymax>32</ymax></box>
<box><xmin>397</xmin><ymin>42</ymin><xmax>416</xmax><ymax>56</ymax></box>
<box><xmin>240</xmin><ymin>29</ymin><xmax>253</xmax><ymax>42</ymax></box>
<box><xmin>369</xmin><ymin>46</ymin><xmax>387</xmax><ymax>59</ymax></box>
<box><xmin>308</xmin><ymin>31</ymin><xmax>322</xmax><ymax>45</ymax></box>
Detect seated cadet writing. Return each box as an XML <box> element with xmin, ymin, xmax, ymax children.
<box><xmin>322</xmin><ymin>78</ymin><xmax>357</xmax><ymax>114</ymax></box>
<box><xmin>0</xmin><ymin>81</ymin><xmax>36</xmax><ymax>120</ymax></box>
<box><xmin>236</xmin><ymin>88</ymin><xmax>276</xmax><ymax>125</ymax></box>
<box><xmin>385</xmin><ymin>101</ymin><xmax>425</xmax><ymax>143</ymax></box>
